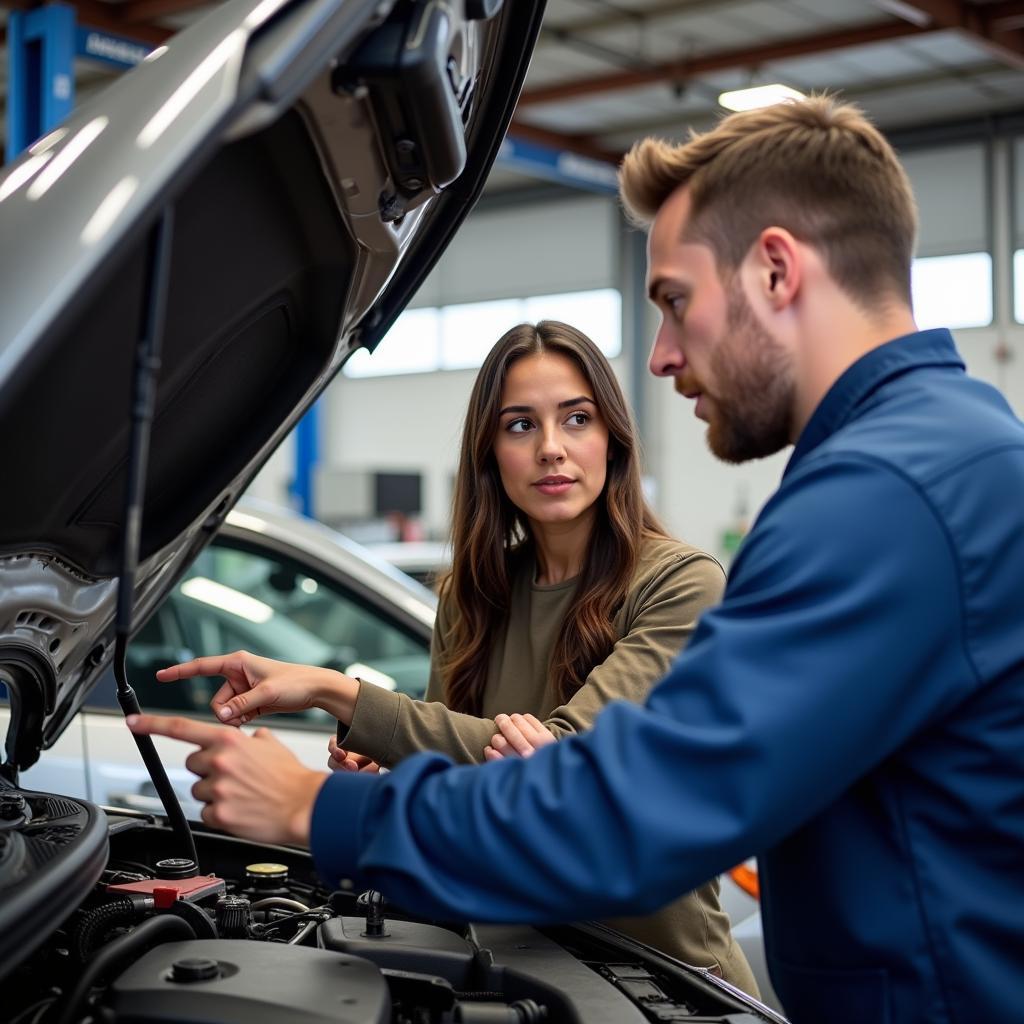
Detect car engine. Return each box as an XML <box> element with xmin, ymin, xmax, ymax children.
<box><xmin>1</xmin><ymin>783</ymin><xmax>777</xmax><ymax>1024</ymax></box>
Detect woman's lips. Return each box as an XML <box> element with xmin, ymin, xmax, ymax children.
<box><xmin>534</xmin><ymin>478</ymin><xmax>574</xmax><ymax>495</ymax></box>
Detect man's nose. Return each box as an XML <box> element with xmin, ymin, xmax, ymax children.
<box><xmin>648</xmin><ymin>323</ymin><xmax>685</xmax><ymax>378</ymax></box>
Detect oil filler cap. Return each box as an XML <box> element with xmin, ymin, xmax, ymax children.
<box><xmin>171</xmin><ymin>957</ymin><xmax>219</xmax><ymax>983</ymax></box>
<box><xmin>155</xmin><ymin>857</ymin><xmax>198</xmax><ymax>879</ymax></box>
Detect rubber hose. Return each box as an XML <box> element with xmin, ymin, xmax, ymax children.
<box><xmin>56</xmin><ymin>914</ymin><xmax>195</xmax><ymax>1024</ymax></box>
<box><xmin>72</xmin><ymin>898</ymin><xmax>139</xmax><ymax>963</ymax></box>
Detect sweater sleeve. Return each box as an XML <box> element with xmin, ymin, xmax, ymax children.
<box><xmin>341</xmin><ymin>588</ymin><xmax>502</xmax><ymax>766</ymax></box>
<box><xmin>544</xmin><ymin>552</ymin><xmax>725</xmax><ymax>740</ymax></box>
<box><xmin>341</xmin><ymin>549</ymin><xmax>724</xmax><ymax>767</ymax></box>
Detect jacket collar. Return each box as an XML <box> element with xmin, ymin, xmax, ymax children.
<box><xmin>785</xmin><ymin>328</ymin><xmax>965</xmax><ymax>477</ymax></box>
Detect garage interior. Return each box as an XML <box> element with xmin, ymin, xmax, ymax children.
<box><xmin>2</xmin><ymin>3</ymin><xmax>1023</xmax><ymax>1021</ymax></box>
<box><xmin>3</xmin><ymin>0</ymin><xmax>1023</xmax><ymax>561</ymax></box>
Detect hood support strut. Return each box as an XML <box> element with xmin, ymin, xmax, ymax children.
<box><xmin>112</xmin><ymin>206</ymin><xmax>199</xmax><ymax>869</ymax></box>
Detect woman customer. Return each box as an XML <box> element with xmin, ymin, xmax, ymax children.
<box><xmin>157</xmin><ymin>321</ymin><xmax>756</xmax><ymax>993</ymax></box>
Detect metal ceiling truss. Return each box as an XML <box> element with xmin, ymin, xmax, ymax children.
<box><xmin>516</xmin><ymin>18</ymin><xmax>934</xmax><ymax>107</ymax></box>
<box><xmin>875</xmin><ymin>0</ymin><xmax>1024</xmax><ymax>69</ymax></box>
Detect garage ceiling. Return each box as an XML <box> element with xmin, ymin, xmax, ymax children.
<box><xmin>2</xmin><ymin>0</ymin><xmax>1024</xmax><ymax>181</ymax></box>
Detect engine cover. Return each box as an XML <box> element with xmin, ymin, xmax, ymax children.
<box><xmin>106</xmin><ymin>939</ymin><xmax>389</xmax><ymax>1024</ymax></box>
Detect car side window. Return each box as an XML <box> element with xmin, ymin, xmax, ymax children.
<box><xmin>126</xmin><ymin>540</ymin><xmax>430</xmax><ymax>726</ymax></box>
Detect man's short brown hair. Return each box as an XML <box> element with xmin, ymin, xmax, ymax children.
<box><xmin>619</xmin><ymin>95</ymin><xmax>918</xmax><ymax>309</ymax></box>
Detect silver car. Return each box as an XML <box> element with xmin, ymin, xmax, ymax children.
<box><xmin>3</xmin><ymin>500</ymin><xmax>436</xmax><ymax>820</ymax></box>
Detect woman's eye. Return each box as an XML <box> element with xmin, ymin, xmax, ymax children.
<box><xmin>567</xmin><ymin>412</ymin><xmax>590</xmax><ymax>427</ymax></box>
<box><xmin>506</xmin><ymin>417</ymin><xmax>533</xmax><ymax>434</ymax></box>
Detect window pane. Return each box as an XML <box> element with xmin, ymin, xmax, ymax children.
<box><xmin>344</xmin><ymin>307</ymin><xmax>441</xmax><ymax>378</ymax></box>
<box><xmin>345</xmin><ymin>289</ymin><xmax>625</xmax><ymax>378</ymax></box>
<box><xmin>911</xmin><ymin>252</ymin><xmax>992</xmax><ymax>330</ymax></box>
<box><xmin>524</xmin><ymin>288</ymin><xmax>622</xmax><ymax>357</ymax></box>
<box><xmin>1014</xmin><ymin>250</ymin><xmax>1024</xmax><ymax>324</ymax></box>
<box><xmin>440</xmin><ymin>299</ymin><xmax>525</xmax><ymax>370</ymax></box>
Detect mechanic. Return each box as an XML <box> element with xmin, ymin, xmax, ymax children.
<box><xmin>129</xmin><ymin>95</ymin><xmax>1024</xmax><ymax>1024</ymax></box>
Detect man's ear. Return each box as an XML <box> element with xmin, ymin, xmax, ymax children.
<box><xmin>755</xmin><ymin>227</ymin><xmax>800</xmax><ymax>311</ymax></box>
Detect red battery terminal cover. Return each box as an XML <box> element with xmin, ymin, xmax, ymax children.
<box><xmin>107</xmin><ymin>875</ymin><xmax>226</xmax><ymax>909</ymax></box>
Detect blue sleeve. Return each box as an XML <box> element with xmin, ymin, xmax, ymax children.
<box><xmin>311</xmin><ymin>458</ymin><xmax>977</xmax><ymax>922</ymax></box>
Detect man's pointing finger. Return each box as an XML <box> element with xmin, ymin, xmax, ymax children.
<box><xmin>126</xmin><ymin>713</ymin><xmax>228</xmax><ymax>747</ymax></box>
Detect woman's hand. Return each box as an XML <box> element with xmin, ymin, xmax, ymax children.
<box><xmin>484</xmin><ymin>713</ymin><xmax>556</xmax><ymax>761</ymax></box>
<box><xmin>327</xmin><ymin>734</ymin><xmax>381</xmax><ymax>774</ymax></box>
<box><xmin>155</xmin><ymin>650</ymin><xmax>360</xmax><ymax>726</ymax></box>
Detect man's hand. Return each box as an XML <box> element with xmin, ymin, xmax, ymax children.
<box><xmin>154</xmin><ymin>650</ymin><xmax>359</xmax><ymax>726</ymax></box>
<box><xmin>484</xmin><ymin>713</ymin><xmax>556</xmax><ymax>761</ymax></box>
<box><xmin>327</xmin><ymin>734</ymin><xmax>381</xmax><ymax>774</ymax></box>
<box><xmin>126</xmin><ymin>713</ymin><xmax>327</xmax><ymax>846</ymax></box>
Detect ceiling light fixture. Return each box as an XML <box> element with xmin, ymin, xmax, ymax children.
<box><xmin>718</xmin><ymin>83</ymin><xmax>805</xmax><ymax>112</ymax></box>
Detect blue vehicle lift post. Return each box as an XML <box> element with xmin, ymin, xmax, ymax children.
<box><xmin>5</xmin><ymin>3</ymin><xmax>76</xmax><ymax>163</ymax></box>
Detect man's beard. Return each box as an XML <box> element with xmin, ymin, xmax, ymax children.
<box><xmin>703</xmin><ymin>285</ymin><xmax>795</xmax><ymax>464</ymax></box>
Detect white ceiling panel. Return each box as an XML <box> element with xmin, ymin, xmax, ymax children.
<box><xmin>777</xmin><ymin>0</ymin><xmax>894</xmax><ymax>28</ymax></box>
<box><xmin>525</xmin><ymin>43</ymin><xmax>630</xmax><ymax>87</ymax></box>
<box><xmin>897</xmin><ymin>30</ymin><xmax>998</xmax><ymax>66</ymax></box>
<box><xmin>584</xmin><ymin>11</ymin><xmax>796</xmax><ymax>59</ymax></box>
<box><xmin>521</xmin><ymin>85</ymin><xmax>706</xmax><ymax>135</ymax></box>
<box><xmin>837</xmin><ymin>68</ymin><xmax>1024</xmax><ymax>128</ymax></box>
<box><xmin>764</xmin><ymin>41</ymin><xmax>935</xmax><ymax>84</ymax></box>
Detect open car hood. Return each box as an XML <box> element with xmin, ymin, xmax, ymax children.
<box><xmin>0</xmin><ymin>0</ymin><xmax>544</xmax><ymax>772</ymax></box>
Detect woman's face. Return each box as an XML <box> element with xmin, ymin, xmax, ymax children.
<box><xmin>492</xmin><ymin>351</ymin><xmax>611</xmax><ymax>531</ymax></box>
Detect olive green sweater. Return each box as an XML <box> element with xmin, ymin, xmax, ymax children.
<box><xmin>342</xmin><ymin>536</ymin><xmax>757</xmax><ymax>994</ymax></box>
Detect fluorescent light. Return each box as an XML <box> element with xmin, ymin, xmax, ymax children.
<box><xmin>29</xmin><ymin>126</ymin><xmax>68</xmax><ymax>155</ymax></box>
<box><xmin>137</xmin><ymin>31</ymin><xmax>243</xmax><ymax>149</ymax></box>
<box><xmin>80</xmin><ymin>175</ymin><xmax>138</xmax><ymax>245</ymax></box>
<box><xmin>27</xmin><ymin>117</ymin><xmax>108</xmax><ymax>199</ymax></box>
<box><xmin>0</xmin><ymin>153</ymin><xmax>54</xmax><ymax>203</ymax></box>
<box><xmin>718</xmin><ymin>84</ymin><xmax>805</xmax><ymax>112</ymax></box>
<box><xmin>180</xmin><ymin>576</ymin><xmax>274</xmax><ymax>624</ymax></box>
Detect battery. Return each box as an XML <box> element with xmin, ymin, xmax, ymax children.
<box><xmin>107</xmin><ymin>875</ymin><xmax>226</xmax><ymax>909</ymax></box>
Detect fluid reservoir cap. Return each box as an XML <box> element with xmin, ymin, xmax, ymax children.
<box><xmin>245</xmin><ymin>862</ymin><xmax>288</xmax><ymax>885</ymax></box>
<box><xmin>171</xmin><ymin>957</ymin><xmax>219</xmax><ymax>983</ymax></box>
<box><xmin>155</xmin><ymin>857</ymin><xmax>198</xmax><ymax>879</ymax></box>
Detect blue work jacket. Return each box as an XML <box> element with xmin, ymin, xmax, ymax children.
<box><xmin>312</xmin><ymin>328</ymin><xmax>1024</xmax><ymax>1024</ymax></box>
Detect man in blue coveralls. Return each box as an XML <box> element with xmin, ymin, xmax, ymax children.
<box><xmin>131</xmin><ymin>97</ymin><xmax>1024</xmax><ymax>1023</ymax></box>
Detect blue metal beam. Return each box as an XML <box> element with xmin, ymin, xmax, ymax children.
<box><xmin>290</xmin><ymin>401</ymin><xmax>321</xmax><ymax>518</ymax></box>
<box><xmin>6</xmin><ymin>4</ymin><xmax>76</xmax><ymax>162</ymax></box>
<box><xmin>496</xmin><ymin>136</ymin><xmax>618</xmax><ymax>195</ymax></box>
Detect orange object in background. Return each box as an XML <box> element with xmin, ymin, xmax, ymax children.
<box><xmin>728</xmin><ymin>862</ymin><xmax>760</xmax><ymax>900</ymax></box>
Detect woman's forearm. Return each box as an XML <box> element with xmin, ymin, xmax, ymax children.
<box><xmin>313</xmin><ymin>670</ymin><xmax>361</xmax><ymax>724</ymax></box>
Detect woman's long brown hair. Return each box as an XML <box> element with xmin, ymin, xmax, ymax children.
<box><xmin>440</xmin><ymin>320</ymin><xmax>669</xmax><ymax>715</ymax></box>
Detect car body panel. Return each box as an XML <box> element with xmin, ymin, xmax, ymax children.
<box><xmin>0</xmin><ymin>0</ymin><xmax>543</xmax><ymax>770</ymax></box>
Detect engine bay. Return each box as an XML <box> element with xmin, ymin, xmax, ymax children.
<box><xmin>2</xmin><ymin>783</ymin><xmax>774</xmax><ymax>1024</ymax></box>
